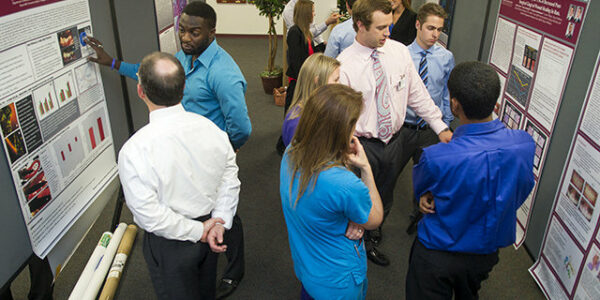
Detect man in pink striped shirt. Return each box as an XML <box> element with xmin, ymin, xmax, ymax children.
<box><xmin>337</xmin><ymin>0</ymin><xmax>451</xmax><ymax>266</ymax></box>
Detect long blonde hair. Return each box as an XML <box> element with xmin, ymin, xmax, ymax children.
<box><xmin>287</xmin><ymin>84</ymin><xmax>363</xmax><ymax>204</ymax></box>
<box><xmin>289</xmin><ymin>53</ymin><xmax>340</xmax><ymax>119</ymax></box>
<box><xmin>294</xmin><ymin>0</ymin><xmax>314</xmax><ymax>42</ymax></box>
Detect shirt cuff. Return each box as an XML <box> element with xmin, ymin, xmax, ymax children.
<box><xmin>188</xmin><ymin>220</ymin><xmax>205</xmax><ymax>243</ymax></box>
<box><xmin>211</xmin><ymin>210</ymin><xmax>234</xmax><ymax>230</ymax></box>
<box><xmin>117</xmin><ymin>62</ymin><xmax>139</xmax><ymax>80</ymax></box>
<box><xmin>429</xmin><ymin>118</ymin><xmax>449</xmax><ymax>135</ymax></box>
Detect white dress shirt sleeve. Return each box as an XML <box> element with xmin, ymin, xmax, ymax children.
<box><xmin>118</xmin><ymin>146</ymin><xmax>205</xmax><ymax>243</ymax></box>
<box><xmin>283</xmin><ymin>0</ymin><xmax>295</xmax><ymax>31</ymax></box>
<box><xmin>211</xmin><ymin>147</ymin><xmax>241</xmax><ymax>230</ymax></box>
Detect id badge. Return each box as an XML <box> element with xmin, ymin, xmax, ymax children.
<box><xmin>395</xmin><ymin>74</ymin><xmax>406</xmax><ymax>91</ymax></box>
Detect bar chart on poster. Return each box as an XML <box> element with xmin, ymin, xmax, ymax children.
<box><xmin>0</xmin><ymin>0</ymin><xmax>117</xmax><ymax>258</ymax></box>
<box><xmin>487</xmin><ymin>0</ymin><xmax>589</xmax><ymax>248</ymax></box>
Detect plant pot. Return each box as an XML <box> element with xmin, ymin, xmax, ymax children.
<box><xmin>273</xmin><ymin>87</ymin><xmax>286</xmax><ymax>106</ymax></box>
<box><xmin>260</xmin><ymin>74</ymin><xmax>283</xmax><ymax>95</ymax></box>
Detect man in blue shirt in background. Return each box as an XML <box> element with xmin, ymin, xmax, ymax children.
<box><xmin>86</xmin><ymin>2</ymin><xmax>250</xmax><ymax>299</ymax></box>
<box><xmin>324</xmin><ymin>0</ymin><xmax>357</xmax><ymax>58</ymax></box>
<box><xmin>404</xmin><ymin>2</ymin><xmax>455</xmax><ymax>234</ymax></box>
<box><xmin>405</xmin><ymin>61</ymin><xmax>535</xmax><ymax>299</ymax></box>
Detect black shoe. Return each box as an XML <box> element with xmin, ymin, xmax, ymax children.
<box><xmin>367</xmin><ymin>247</ymin><xmax>390</xmax><ymax>266</ymax></box>
<box><xmin>216</xmin><ymin>278</ymin><xmax>239</xmax><ymax>299</ymax></box>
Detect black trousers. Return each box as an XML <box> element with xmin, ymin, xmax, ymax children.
<box><xmin>143</xmin><ymin>226</ymin><xmax>218</xmax><ymax>300</ymax></box>
<box><xmin>221</xmin><ymin>214</ymin><xmax>245</xmax><ymax>281</ymax></box>
<box><xmin>359</xmin><ymin>128</ymin><xmax>415</xmax><ymax>250</ymax></box>
<box><xmin>284</xmin><ymin>80</ymin><xmax>297</xmax><ymax>114</ymax></box>
<box><xmin>0</xmin><ymin>256</ymin><xmax>54</xmax><ymax>300</ymax></box>
<box><xmin>404</xmin><ymin>126</ymin><xmax>440</xmax><ymax>209</ymax></box>
<box><xmin>406</xmin><ymin>239</ymin><xmax>499</xmax><ymax>300</ymax></box>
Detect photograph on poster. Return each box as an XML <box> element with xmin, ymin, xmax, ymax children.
<box><xmin>565</xmin><ymin>22</ymin><xmax>575</xmax><ymax>40</ymax></box>
<box><xmin>0</xmin><ymin>103</ymin><xmax>19</xmax><ymax>136</ymax></box>
<box><xmin>74</xmin><ymin>62</ymin><xmax>98</xmax><ymax>94</ymax></box>
<box><xmin>525</xmin><ymin>120</ymin><xmax>547</xmax><ymax>173</ymax></box>
<box><xmin>584</xmin><ymin>184</ymin><xmax>597</xmax><ymax>206</ymax></box>
<box><xmin>5</xmin><ymin>129</ymin><xmax>26</xmax><ymax>163</ymax></box>
<box><xmin>579</xmin><ymin>199</ymin><xmax>593</xmax><ymax>222</ymax></box>
<box><xmin>574</xmin><ymin>6</ymin><xmax>584</xmax><ymax>23</ymax></box>
<box><xmin>489</xmin><ymin>18</ymin><xmax>516</xmax><ymax>75</ymax></box>
<box><xmin>573</xmin><ymin>244</ymin><xmax>600</xmax><ymax>300</ymax></box>
<box><xmin>567</xmin><ymin>184</ymin><xmax>581</xmax><ymax>206</ymax></box>
<box><xmin>77</xmin><ymin>25</ymin><xmax>93</xmax><ymax>57</ymax></box>
<box><xmin>57</xmin><ymin>27</ymin><xmax>82</xmax><ymax>65</ymax></box>
<box><xmin>21</xmin><ymin>158</ymin><xmax>52</xmax><ymax>217</ymax></box>
<box><xmin>506</xmin><ymin>65</ymin><xmax>531</xmax><ymax>107</ymax></box>
<box><xmin>567</xmin><ymin>4</ymin><xmax>575</xmax><ymax>21</ymax></box>
<box><xmin>502</xmin><ymin>100</ymin><xmax>522</xmax><ymax>129</ymax></box>
<box><xmin>522</xmin><ymin>45</ymin><xmax>537</xmax><ymax>72</ymax></box>
<box><xmin>571</xmin><ymin>169</ymin><xmax>584</xmax><ymax>191</ymax></box>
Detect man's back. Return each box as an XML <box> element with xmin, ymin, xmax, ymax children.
<box><xmin>413</xmin><ymin>119</ymin><xmax>535</xmax><ymax>254</ymax></box>
<box><xmin>119</xmin><ymin>104</ymin><xmax>238</xmax><ymax>241</ymax></box>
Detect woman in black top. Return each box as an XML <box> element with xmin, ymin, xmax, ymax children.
<box><xmin>389</xmin><ymin>0</ymin><xmax>417</xmax><ymax>46</ymax></box>
<box><xmin>285</xmin><ymin>0</ymin><xmax>325</xmax><ymax>113</ymax></box>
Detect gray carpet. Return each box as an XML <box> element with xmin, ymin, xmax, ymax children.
<box><xmin>9</xmin><ymin>37</ymin><xmax>545</xmax><ymax>299</ymax></box>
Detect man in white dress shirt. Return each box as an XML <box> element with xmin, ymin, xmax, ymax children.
<box><xmin>337</xmin><ymin>0</ymin><xmax>452</xmax><ymax>266</ymax></box>
<box><xmin>118</xmin><ymin>52</ymin><xmax>240</xmax><ymax>299</ymax></box>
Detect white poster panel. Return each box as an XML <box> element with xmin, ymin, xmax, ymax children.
<box><xmin>0</xmin><ymin>0</ymin><xmax>117</xmax><ymax>257</ymax></box>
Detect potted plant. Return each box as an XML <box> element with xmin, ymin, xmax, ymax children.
<box><xmin>254</xmin><ymin>0</ymin><xmax>286</xmax><ymax>94</ymax></box>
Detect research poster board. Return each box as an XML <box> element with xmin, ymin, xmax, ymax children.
<box><xmin>529</xmin><ymin>52</ymin><xmax>600</xmax><ymax>300</ymax></box>
<box><xmin>487</xmin><ymin>0</ymin><xmax>588</xmax><ymax>247</ymax></box>
<box><xmin>156</xmin><ymin>0</ymin><xmax>187</xmax><ymax>54</ymax></box>
<box><xmin>0</xmin><ymin>0</ymin><xmax>117</xmax><ymax>258</ymax></box>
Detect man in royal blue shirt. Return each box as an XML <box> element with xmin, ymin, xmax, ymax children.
<box><xmin>404</xmin><ymin>3</ymin><xmax>455</xmax><ymax>234</ymax></box>
<box><xmin>86</xmin><ymin>2</ymin><xmax>250</xmax><ymax>298</ymax></box>
<box><xmin>405</xmin><ymin>61</ymin><xmax>535</xmax><ymax>299</ymax></box>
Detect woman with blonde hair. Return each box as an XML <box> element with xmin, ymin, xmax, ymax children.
<box><xmin>280</xmin><ymin>84</ymin><xmax>383</xmax><ymax>299</ymax></box>
<box><xmin>285</xmin><ymin>0</ymin><xmax>326</xmax><ymax>112</ymax></box>
<box><xmin>282</xmin><ymin>53</ymin><xmax>340</xmax><ymax>147</ymax></box>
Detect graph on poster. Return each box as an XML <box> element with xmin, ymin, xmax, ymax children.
<box><xmin>52</xmin><ymin>127</ymin><xmax>84</xmax><ymax>178</ymax></box>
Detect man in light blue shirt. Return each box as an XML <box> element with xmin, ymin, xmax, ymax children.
<box><xmin>324</xmin><ymin>0</ymin><xmax>357</xmax><ymax>58</ymax></box>
<box><xmin>86</xmin><ymin>3</ymin><xmax>250</xmax><ymax>298</ymax></box>
<box><xmin>404</xmin><ymin>3</ymin><xmax>455</xmax><ymax>234</ymax></box>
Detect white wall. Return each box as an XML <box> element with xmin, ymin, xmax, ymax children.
<box><xmin>208</xmin><ymin>0</ymin><xmax>337</xmax><ymax>36</ymax></box>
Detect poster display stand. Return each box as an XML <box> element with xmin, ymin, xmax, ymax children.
<box><xmin>487</xmin><ymin>0</ymin><xmax>589</xmax><ymax>248</ymax></box>
<box><xmin>530</xmin><ymin>51</ymin><xmax>600</xmax><ymax>300</ymax></box>
<box><xmin>0</xmin><ymin>0</ymin><xmax>117</xmax><ymax>258</ymax></box>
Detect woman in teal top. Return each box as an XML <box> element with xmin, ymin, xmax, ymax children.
<box><xmin>280</xmin><ymin>84</ymin><xmax>384</xmax><ymax>299</ymax></box>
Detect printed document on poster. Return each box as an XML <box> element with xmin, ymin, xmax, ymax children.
<box><xmin>574</xmin><ymin>244</ymin><xmax>600</xmax><ymax>300</ymax></box>
<box><xmin>0</xmin><ymin>0</ymin><xmax>117</xmax><ymax>257</ymax></box>
<box><xmin>555</xmin><ymin>136</ymin><xmax>600</xmax><ymax>248</ymax></box>
<box><xmin>528</xmin><ymin>38</ymin><xmax>573</xmax><ymax>131</ymax></box>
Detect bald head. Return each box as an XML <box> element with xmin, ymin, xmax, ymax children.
<box><xmin>138</xmin><ymin>52</ymin><xmax>185</xmax><ymax>106</ymax></box>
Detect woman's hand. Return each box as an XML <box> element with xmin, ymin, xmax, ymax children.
<box><xmin>345</xmin><ymin>221</ymin><xmax>364</xmax><ymax>240</ymax></box>
<box><xmin>348</xmin><ymin>136</ymin><xmax>370</xmax><ymax>171</ymax></box>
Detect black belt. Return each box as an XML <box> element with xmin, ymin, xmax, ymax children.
<box><xmin>403</xmin><ymin>122</ymin><xmax>429</xmax><ymax>130</ymax></box>
<box><xmin>193</xmin><ymin>214</ymin><xmax>212</xmax><ymax>222</ymax></box>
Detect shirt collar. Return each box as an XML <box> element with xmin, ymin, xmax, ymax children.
<box><xmin>181</xmin><ymin>39</ymin><xmax>219</xmax><ymax>69</ymax></box>
<box><xmin>408</xmin><ymin>40</ymin><xmax>433</xmax><ymax>55</ymax></box>
<box><xmin>452</xmin><ymin>119</ymin><xmax>505</xmax><ymax>139</ymax></box>
<box><xmin>351</xmin><ymin>38</ymin><xmax>386</xmax><ymax>61</ymax></box>
<box><xmin>149</xmin><ymin>103</ymin><xmax>185</xmax><ymax>123</ymax></box>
